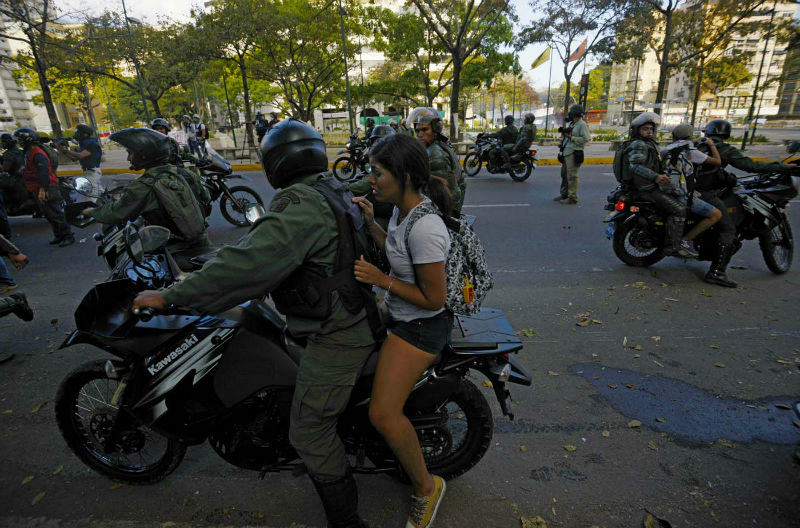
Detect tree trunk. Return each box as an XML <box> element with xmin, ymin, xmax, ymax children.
<box><xmin>563</xmin><ymin>71</ymin><xmax>573</xmax><ymax>117</ymax></box>
<box><xmin>690</xmin><ymin>55</ymin><xmax>705</xmax><ymax>127</ymax></box>
<box><xmin>449</xmin><ymin>56</ymin><xmax>462</xmax><ymax>139</ymax></box>
<box><xmin>654</xmin><ymin>9</ymin><xmax>674</xmax><ymax>115</ymax></box>
<box><xmin>30</xmin><ymin>48</ymin><xmax>62</xmax><ymax>138</ymax></box>
<box><xmin>238</xmin><ymin>57</ymin><xmax>255</xmax><ymax>149</ymax></box>
<box><xmin>150</xmin><ymin>98</ymin><xmax>162</xmax><ymax>117</ymax></box>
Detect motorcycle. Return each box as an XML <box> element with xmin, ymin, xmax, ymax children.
<box><xmin>191</xmin><ymin>145</ymin><xmax>264</xmax><ymax>227</ymax></box>
<box><xmin>0</xmin><ymin>173</ymin><xmax>81</xmax><ymax>217</ymax></box>
<box><xmin>54</xmin><ymin>220</ymin><xmax>531</xmax><ymax>486</ymax></box>
<box><xmin>603</xmin><ymin>141</ymin><xmax>800</xmax><ymax>272</ymax></box>
<box><xmin>332</xmin><ymin>134</ymin><xmax>370</xmax><ymax>182</ymax></box>
<box><xmin>462</xmin><ymin>134</ymin><xmax>537</xmax><ymax>182</ymax></box>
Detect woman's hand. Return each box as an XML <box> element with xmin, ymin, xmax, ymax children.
<box><xmin>352</xmin><ymin>196</ymin><xmax>375</xmax><ymax>226</ymax></box>
<box><xmin>133</xmin><ymin>290</ymin><xmax>167</xmax><ymax>311</ymax></box>
<box><xmin>354</xmin><ymin>255</ymin><xmax>387</xmax><ymax>288</ymax></box>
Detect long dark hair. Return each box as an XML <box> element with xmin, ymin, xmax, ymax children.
<box><xmin>369</xmin><ymin>134</ymin><xmax>453</xmax><ymax>220</ymax></box>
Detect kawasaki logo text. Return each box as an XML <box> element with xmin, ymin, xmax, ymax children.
<box><xmin>147</xmin><ymin>334</ymin><xmax>199</xmax><ymax>375</ymax></box>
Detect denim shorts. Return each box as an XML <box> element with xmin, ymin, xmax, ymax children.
<box><xmin>389</xmin><ymin>310</ymin><xmax>452</xmax><ymax>355</ymax></box>
<box><xmin>679</xmin><ymin>195</ymin><xmax>716</xmax><ymax>217</ymax></box>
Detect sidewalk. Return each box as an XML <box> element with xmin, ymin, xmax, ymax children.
<box><xmin>55</xmin><ymin>141</ymin><xmax>794</xmax><ymax>175</ymax></box>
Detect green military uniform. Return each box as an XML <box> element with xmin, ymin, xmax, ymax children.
<box><xmin>0</xmin><ymin>234</ymin><xmax>31</xmax><ymax>322</ymax></box>
<box><xmin>488</xmin><ymin>124</ymin><xmax>518</xmax><ymax>145</ymax></box>
<box><xmin>1</xmin><ymin>145</ymin><xmax>28</xmax><ymax>205</ymax></box>
<box><xmin>514</xmin><ymin>124</ymin><xmax>536</xmax><ymax>153</ymax></box>
<box><xmin>560</xmin><ymin>119</ymin><xmax>590</xmax><ymax>201</ymax></box>
<box><xmin>428</xmin><ymin>141</ymin><xmax>464</xmax><ymax>216</ymax></box>
<box><xmin>88</xmin><ymin>164</ymin><xmax>209</xmax><ymax>256</ymax></box>
<box><xmin>165</xmin><ymin>137</ymin><xmax>210</xmax><ymax>209</ymax></box>
<box><xmin>161</xmin><ymin>171</ymin><xmax>375</xmax><ymax>480</ymax></box>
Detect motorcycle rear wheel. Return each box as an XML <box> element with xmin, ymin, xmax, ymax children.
<box><xmin>759</xmin><ymin>221</ymin><xmax>793</xmax><ymax>274</ymax></box>
<box><xmin>55</xmin><ymin>360</ymin><xmax>186</xmax><ymax>484</ymax></box>
<box><xmin>333</xmin><ymin>157</ymin><xmax>357</xmax><ymax>182</ymax></box>
<box><xmin>463</xmin><ymin>153</ymin><xmax>482</xmax><ymax>177</ymax></box>
<box><xmin>509</xmin><ymin>159</ymin><xmax>533</xmax><ymax>182</ymax></box>
<box><xmin>612</xmin><ymin>220</ymin><xmax>665</xmax><ymax>267</ymax></box>
<box><xmin>220</xmin><ymin>186</ymin><xmax>264</xmax><ymax>227</ymax></box>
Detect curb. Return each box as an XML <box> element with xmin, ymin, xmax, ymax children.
<box><xmin>55</xmin><ymin>157</ymin><xmax>777</xmax><ymax>176</ymax></box>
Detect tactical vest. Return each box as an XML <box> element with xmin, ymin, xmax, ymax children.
<box><xmin>270</xmin><ymin>177</ymin><xmax>386</xmax><ymax>340</ymax></box>
<box><xmin>139</xmin><ymin>166</ymin><xmax>206</xmax><ymax>241</ymax></box>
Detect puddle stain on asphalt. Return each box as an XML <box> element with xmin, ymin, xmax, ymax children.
<box><xmin>569</xmin><ymin>363</ymin><xmax>800</xmax><ymax>446</ymax></box>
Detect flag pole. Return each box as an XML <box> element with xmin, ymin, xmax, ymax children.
<box><xmin>544</xmin><ymin>46</ymin><xmax>552</xmax><ymax>137</ymax></box>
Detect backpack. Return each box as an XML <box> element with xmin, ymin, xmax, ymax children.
<box><xmin>140</xmin><ymin>170</ymin><xmax>206</xmax><ymax>241</ymax></box>
<box><xmin>662</xmin><ymin>143</ymin><xmax>694</xmax><ymax>196</ymax></box>
<box><xmin>403</xmin><ymin>203</ymin><xmax>493</xmax><ymax>316</ymax></box>
<box><xmin>39</xmin><ymin>142</ymin><xmax>59</xmax><ymax>171</ymax></box>
<box><xmin>612</xmin><ymin>139</ymin><xmax>634</xmax><ymax>184</ymax></box>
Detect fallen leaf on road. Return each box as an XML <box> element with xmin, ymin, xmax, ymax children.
<box><xmin>547</xmin><ymin>370</ymin><xmax>559</xmax><ymax>376</ymax></box>
<box><xmin>634</xmin><ymin>344</ymin><xmax>644</xmax><ymax>351</ymax></box>
<box><xmin>793</xmin><ymin>420</ymin><xmax>800</xmax><ymax>429</ymax></box>
<box><xmin>701</xmin><ymin>290</ymin><xmax>712</xmax><ymax>297</ymax></box>
<box><xmin>655</xmin><ymin>417</ymin><xmax>666</xmax><ymax>423</ymax></box>
<box><xmin>628</xmin><ymin>420</ymin><xmax>643</xmax><ymax>428</ymax></box>
<box><xmin>31</xmin><ymin>401</ymin><xmax>48</xmax><ymax>413</ymax></box>
<box><xmin>50</xmin><ymin>318</ymin><xmax>59</xmax><ymax>326</ymax></box>
<box><xmin>31</xmin><ymin>492</ymin><xmax>45</xmax><ymax>506</ymax></box>
<box><xmin>110</xmin><ymin>483</ymin><xmax>124</xmax><ymax>490</ymax></box>
<box><xmin>520</xmin><ymin>445</ymin><xmax>527</xmax><ymax>452</ymax></box>
<box><xmin>623</xmin><ymin>336</ymin><xmax>628</xmax><ymax>347</ymax></box>
<box><xmin>602</xmin><ymin>430</ymin><xmax>610</xmax><ymax>437</ymax></box>
<box><xmin>21</xmin><ymin>476</ymin><xmax>34</xmax><ymax>486</ymax></box>
<box><xmin>521</xmin><ymin>516</ymin><xmax>548</xmax><ymax>528</ymax></box>
<box><xmin>716</xmin><ymin>438</ymin><xmax>735</xmax><ymax>448</ymax></box>
<box><xmin>653</xmin><ymin>360</ymin><xmax>665</xmax><ymax>368</ymax></box>
<box><xmin>482</xmin><ymin>380</ymin><xmax>493</xmax><ymax>388</ymax></box>
<box><xmin>643</xmin><ymin>510</ymin><xmax>673</xmax><ymax>528</ymax></box>
<box><xmin>624</xmin><ymin>383</ymin><xmax>640</xmax><ymax>390</ymax></box>
<box><xmin>775</xmin><ymin>404</ymin><xmax>791</xmax><ymax>410</ymax></box>
<box><xmin>576</xmin><ymin>319</ymin><xmax>591</xmax><ymax>327</ymax></box>
<box><xmin>647</xmin><ymin>441</ymin><xmax>658</xmax><ymax>451</ymax></box>
<box><xmin>519</xmin><ymin>328</ymin><xmax>538</xmax><ymax>338</ymax></box>
<box><xmin>777</xmin><ymin>359</ymin><xmax>793</xmax><ymax>365</ymax></box>
<box><xmin>162</xmin><ymin>523</ymin><xmax>177</xmax><ymax>527</ymax></box>
<box><xmin>563</xmin><ymin>444</ymin><xmax>577</xmax><ymax>452</ymax></box>
<box><xmin>608</xmin><ymin>384</ymin><xmax>618</xmax><ymax>389</ymax></box>
<box><xmin>714</xmin><ymin>363</ymin><xmax>725</xmax><ymax>368</ymax></box>
<box><xmin>709</xmin><ymin>344</ymin><xmax>720</xmax><ymax>349</ymax></box>
<box><xmin>593</xmin><ymin>376</ymin><xmax>600</xmax><ymax>380</ymax></box>
<box><xmin>633</xmin><ymin>354</ymin><xmax>641</xmax><ymax>358</ymax></box>
<box><xmin>591</xmin><ymin>319</ymin><xmax>603</xmax><ymax>325</ymax></box>
<box><xmin>52</xmin><ymin>465</ymin><xmax>63</xmax><ymax>476</ymax></box>
<box><xmin>664</xmin><ymin>297</ymin><xmax>680</xmax><ymax>302</ymax></box>
<box><xmin>650</xmin><ymin>336</ymin><xmax>661</xmax><ymax>343</ymax></box>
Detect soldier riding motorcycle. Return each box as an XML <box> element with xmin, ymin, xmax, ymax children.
<box><xmin>463</xmin><ymin>113</ymin><xmax>538</xmax><ymax>182</ymax></box>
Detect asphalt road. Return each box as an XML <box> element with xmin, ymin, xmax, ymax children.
<box><xmin>1</xmin><ymin>165</ymin><xmax>799</xmax><ymax>528</ymax></box>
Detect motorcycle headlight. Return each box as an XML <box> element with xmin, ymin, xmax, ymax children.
<box><xmin>346</xmin><ymin>142</ymin><xmax>351</xmax><ymax>149</ymax></box>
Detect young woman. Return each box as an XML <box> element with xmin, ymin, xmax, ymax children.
<box><xmin>351</xmin><ymin>133</ymin><xmax>453</xmax><ymax>528</ymax></box>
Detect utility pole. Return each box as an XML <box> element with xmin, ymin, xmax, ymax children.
<box><xmin>121</xmin><ymin>0</ymin><xmax>151</xmax><ymax>122</ymax></box>
<box><xmin>337</xmin><ymin>0</ymin><xmax>355</xmax><ymax>135</ymax></box>
<box><xmin>742</xmin><ymin>0</ymin><xmax>777</xmax><ymax>150</ymax></box>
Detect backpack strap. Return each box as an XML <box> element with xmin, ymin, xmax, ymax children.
<box><xmin>402</xmin><ymin>202</ymin><xmax>442</xmax><ymax>265</ymax></box>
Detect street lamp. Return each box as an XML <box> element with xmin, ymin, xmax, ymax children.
<box><xmin>121</xmin><ymin>0</ymin><xmax>151</xmax><ymax>123</ymax></box>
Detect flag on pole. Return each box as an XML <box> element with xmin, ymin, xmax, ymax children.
<box><xmin>568</xmin><ymin>39</ymin><xmax>587</xmax><ymax>62</ymax></box>
<box><xmin>531</xmin><ymin>47</ymin><xmax>551</xmax><ymax>70</ymax></box>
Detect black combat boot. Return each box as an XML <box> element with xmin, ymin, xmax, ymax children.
<box><xmin>704</xmin><ymin>243</ymin><xmax>737</xmax><ymax>288</ymax></box>
<box><xmin>0</xmin><ymin>292</ymin><xmax>34</xmax><ymax>321</ymax></box>
<box><xmin>310</xmin><ymin>472</ymin><xmax>369</xmax><ymax>528</ymax></box>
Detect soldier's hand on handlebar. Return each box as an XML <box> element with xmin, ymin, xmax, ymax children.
<box><xmin>133</xmin><ymin>290</ymin><xmax>167</xmax><ymax>311</ymax></box>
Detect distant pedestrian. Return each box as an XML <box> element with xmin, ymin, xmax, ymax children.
<box><xmin>13</xmin><ymin>128</ymin><xmax>74</xmax><ymax>247</ymax></box>
<box><xmin>182</xmin><ymin>115</ymin><xmax>200</xmax><ymax>157</ymax></box>
<box><xmin>556</xmin><ymin>104</ymin><xmax>590</xmax><ymax>205</ymax></box>
<box><xmin>59</xmin><ymin>124</ymin><xmax>105</xmax><ymax>194</ymax></box>
<box><xmin>193</xmin><ymin>114</ymin><xmax>208</xmax><ymax>157</ymax></box>
<box><xmin>254</xmin><ymin>112</ymin><xmax>269</xmax><ymax>144</ymax></box>
<box><xmin>267</xmin><ymin>111</ymin><xmax>280</xmax><ymax>130</ymax></box>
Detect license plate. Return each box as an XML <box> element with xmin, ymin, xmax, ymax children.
<box><xmin>604</xmin><ymin>223</ymin><xmax>615</xmax><ymax>239</ymax></box>
<box><xmin>603</xmin><ymin>211</ymin><xmax>616</xmax><ymax>221</ymax></box>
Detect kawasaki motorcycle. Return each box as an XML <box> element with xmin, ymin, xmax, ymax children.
<box><xmin>332</xmin><ymin>134</ymin><xmax>370</xmax><ymax>182</ymax></box>
<box><xmin>603</xmin><ymin>142</ymin><xmax>800</xmax><ymax>272</ymax></box>
<box><xmin>192</xmin><ymin>145</ymin><xmax>263</xmax><ymax>227</ymax></box>
<box><xmin>55</xmin><ymin>223</ymin><xmax>531</xmax><ymax>485</ymax></box>
<box><xmin>462</xmin><ymin>134</ymin><xmax>536</xmax><ymax>182</ymax></box>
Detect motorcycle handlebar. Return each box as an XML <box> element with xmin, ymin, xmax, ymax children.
<box><xmin>132</xmin><ymin>306</ymin><xmax>155</xmax><ymax>322</ymax></box>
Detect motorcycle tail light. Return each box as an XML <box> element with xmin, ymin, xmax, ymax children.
<box><xmin>629</xmin><ymin>206</ymin><xmax>640</xmax><ymax>212</ymax></box>
<box><xmin>615</xmin><ymin>201</ymin><xmax>625</xmax><ymax>210</ymax></box>
<box><xmin>530</xmin><ymin>150</ymin><xmax>537</xmax><ymax>155</ymax></box>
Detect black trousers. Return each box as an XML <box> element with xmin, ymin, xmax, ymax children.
<box><xmin>637</xmin><ymin>190</ymin><xmax>686</xmax><ymax>250</ymax></box>
<box><xmin>698</xmin><ymin>191</ymin><xmax>736</xmax><ymax>245</ymax></box>
<box><xmin>35</xmin><ymin>189</ymin><xmax>72</xmax><ymax>240</ymax></box>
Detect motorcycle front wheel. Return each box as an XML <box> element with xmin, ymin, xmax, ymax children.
<box><xmin>219</xmin><ymin>186</ymin><xmax>264</xmax><ymax>227</ymax></box>
<box><xmin>463</xmin><ymin>153</ymin><xmax>482</xmax><ymax>177</ymax></box>
<box><xmin>55</xmin><ymin>360</ymin><xmax>186</xmax><ymax>484</ymax></box>
<box><xmin>333</xmin><ymin>157</ymin><xmax>357</xmax><ymax>182</ymax></box>
<box><xmin>612</xmin><ymin>220</ymin><xmax>665</xmax><ymax>267</ymax></box>
<box><xmin>759</xmin><ymin>220</ymin><xmax>793</xmax><ymax>274</ymax></box>
<box><xmin>509</xmin><ymin>159</ymin><xmax>533</xmax><ymax>182</ymax></box>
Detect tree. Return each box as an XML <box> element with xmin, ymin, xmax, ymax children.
<box><xmin>518</xmin><ymin>0</ymin><xmax>630</xmax><ymax>116</ymax></box>
<box><xmin>410</xmin><ymin>0</ymin><xmax>516</xmax><ymax>138</ymax></box>
<box><xmin>614</xmin><ymin>0</ymin><xmax>771</xmax><ymax>115</ymax></box>
<box><xmin>586</xmin><ymin>64</ymin><xmax>611</xmax><ymax>111</ymax></box>
<box><xmin>250</xmin><ymin>0</ymin><xmax>357</xmax><ymax>122</ymax></box>
<box><xmin>0</xmin><ymin>0</ymin><xmax>77</xmax><ymax>137</ymax></box>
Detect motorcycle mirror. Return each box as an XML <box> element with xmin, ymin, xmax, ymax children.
<box><xmin>245</xmin><ymin>203</ymin><xmax>266</xmax><ymax>224</ymax></box>
<box><xmin>74</xmin><ymin>177</ymin><xmax>93</xmax><ymax>195</ymax></box>
<box><xmin>787</xmin><ymin>140</ymin><xmax>800</xmax><ymax>154</ymax></box>
<box><xmin>138</xmin><ymin>226</ymin><xmax>171</xmax><ymax>253</ymax></box>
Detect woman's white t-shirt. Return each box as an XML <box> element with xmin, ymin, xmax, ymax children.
<box><xmin>383</xmin><ymin>198</ymin><xmax>450</xmax><ymax>322</ymax></box>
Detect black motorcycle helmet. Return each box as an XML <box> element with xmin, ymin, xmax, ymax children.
<box><xmin>504</xmin><ymin>115</ymin><xmax>514</xmax><ymax>126</ymax></box>
<box><xmin>365</xmin><ymin>117</ymin><xmax>375</xmax><ymax>128</ymax></box>
<box><xmin>369</xmin><ymin>124</ymin><xmax>395</xmax><ymax>143</ymax></box>
<box><xmin>110</xmin><ymin>128</ymin><xmax>171</xmax><ymax>171</ymax></box>
<box><xmin>1</xmin><ymin>133</ymin><xmax>16</xmax><ymax>149</ymax></box>
<box><xmin>74</xmin><ymin>123</ymin><xmax>94</xmax><ymax>140</ymax></box>
<box><xmin>13</xmin><ymin>127</ymin><xmax>39</xmax><ymax>148</ymax></box>
<box><xmin>523</xmin><ymin>112</ymin><xmax>534</xmax><ymax>125</ymax></box>
<box><xmin>704</xmin><ymin>119</ymin><xmax>731</xmax><ymax>140</ymax></box>
<box><xmin>568</xmin><ymin>104</ymin><xmax>584</xmax><ymax>120</ymax></box>
<box><xmin>260</xmin><ymin>118</ymin><xmax>328</xmax><ymax>189</ymax></box>
<box><xmin>150</xmin><ymin>118</ymin><xmax>171</xmax><ymax>134</ymax></box>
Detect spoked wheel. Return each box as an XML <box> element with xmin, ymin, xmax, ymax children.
<box><xmin>759</xmin><ymin>220</ymin><xmax>793</xmax><ymax>274</ymax></box>
<box><xmin>414</xmin><ymin>379</ymin><xmax>493</xmax><ymax>480</ymax></box>
<box><xmin>55</xmin><ymin>360</ymin><xmax>185</xmax><ymax>484</ymax></box>
<box><xmin>463</xmin><ymin>153</ymin><xmax>482</xmax><ymax>177</ymax></box>
<box><xmin>219</xmin><ymin>186</ymin><xmax>264</xmax><ymax>227</ymax></box>
<box><xmin>508</xmin><ymin>159</ymin><xmax>532</xmax><ymax>182</ymax></box>
<box><xmin>333</xmin><ymin>157</ymin><xmax>357</xmax><ymax>182</ymax></box>
<box><xmin>612</xmin><ymin>220</ymin><xmax>665</xmax><ymax>267</ymax></box>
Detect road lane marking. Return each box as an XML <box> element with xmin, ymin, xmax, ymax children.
<box><xmin>462</xmin><ymin>203</ymin><xmax>531</xmax><ymax>208</ymax></box>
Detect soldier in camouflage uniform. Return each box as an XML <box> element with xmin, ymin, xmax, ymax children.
<box><xmin>696</xmin><ymin>119</ymin><xmax>799</xmax><ymax>287</ymax></box>
<box><xmin>133</xmin><ymin>119</ymin><xmax>376</xmax><ymax>528</ymax></box>
<box><xmin>407</xmin><ymin>107</ymin><xmax>465</xmax><ymax>216</ymax></box>
<box><xmin>82</xmin><ymin>128</ymin><xmax>210</xmax><ymax>268</ymax></box>
<box><xmin>0</xmin><ymin>233</ymin><xmax>33</xmax><ymax>324</ymax></box>
<box><xmin>486</xmin><ymin>114</ymin><xmax>518</xmax><ymax>170</ymax></box>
